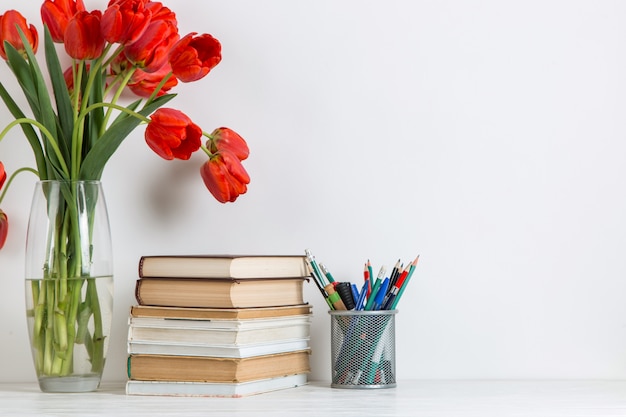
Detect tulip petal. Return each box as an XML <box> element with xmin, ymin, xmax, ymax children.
<box><xmin>209</xmin><ymin>127</ymin><xmax>249</xmax><ymax>160</ymax></box>
<box><xmin>200</xmin><ymin>151</ymin><xmax>249</xmax><ymax>203</ymax></box>
<box><xmin>0</xmin><ymin>210</ymin><xmax>8</xmax><ymax>250</ymax></box>
<box><xmin>0</xmin><ymin>161</ymin><xmax>6</xmax><ymax>190</ymax></box>
<box><xmin>64</xmin><ymin>10</ymin><xmax>105</xmax><ymax>60</ymax></box>
<box><xmin>170</xmin><ymin>33</ymin><xmax>221</xmax><ymax>82</ymax></box>
<box><xmin>0</xmin><ymin>10</ymin><xmax>39</xmax><ymax>59</ymax></box>
<box><xmin>145</xmin><ymin>108</ymin><xmax>202</xmax><ymax>160</ymax></box>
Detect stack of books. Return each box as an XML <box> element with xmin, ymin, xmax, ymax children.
<box><xmin>126</xmin><ymin>255</ymin><xmax>312</xmax><ymax>397</ymax></box>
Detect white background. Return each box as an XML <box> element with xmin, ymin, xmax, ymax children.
<box><xmin>1</xmin><ymin>0</ymin><xmax>626</xmax><ymax>383</ymax></box>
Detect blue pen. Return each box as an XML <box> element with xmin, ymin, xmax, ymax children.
<box><xmin>355</xmin><ymin>280</ymin><xmax>368</xmax><ymax>310</ymax></box>
<box><xmin>372</xmin><ymin>278</ymin><xmax>389</xmax><ymax>310</ymax></box>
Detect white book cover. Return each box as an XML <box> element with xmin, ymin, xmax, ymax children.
<box><xmin>128</xmin><ymin>315</ymin><xmax>311</xmax><ymax>330</ymax></box>
<box><xmin>126</xmin><ymin>373</ymin><xmax>308</xmax><ymax>397</ymax></box>
<box><xmin>127</xmin><ymin>338</ymin><xmax>310</xmax><ymax>358</ymax></box>
<box><xmin>128</xmin><ymin>321</ymin><xmax>311</xmax><ymax>345</ymax></box>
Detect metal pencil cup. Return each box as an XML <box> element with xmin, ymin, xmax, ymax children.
<box><xmin>329</xmin><ymin>310</ymin><xmax>397</xmax><ymax>389</ymax></box>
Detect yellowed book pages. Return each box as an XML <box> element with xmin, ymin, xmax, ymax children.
<box><xmin>127</xmin><ymin>350</ymin><xmax>311</xmax><ymax>383</ymax></box>
<box><xmin>130</xmin><ymin>304</ymin><xmax>312</xmax><ymax>320</ymax></box>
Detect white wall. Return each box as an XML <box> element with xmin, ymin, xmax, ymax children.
<box><xmin>2</xmin><ymin>0</ymin><xmax>626</xmax><ymax>382</ymax></box>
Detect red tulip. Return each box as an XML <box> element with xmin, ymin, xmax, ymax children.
<box><xmin>0</xmin><ymin>161</ymin><xmax>6</xmax><ymax>190</ymax></box>
<box><xmin>169</xmin><ymin>32</ymin><xmax>221</xmax><ymax>83</ymax></box>
<box><xmin>101</xmin><ymin>0</ymin><xmax>151</xmax><ymax>44</ymax></box>
<box><xmin>145</xmin><ymin>108</ymin><xmax>201</xmax><ymax>160</ymax></box>
<box><xmin>0</xmin><ymin>10</ymin><xmax>39</xmax><ymax>60</ymax></box>
<box><xmin>128</xmin><ymin>63</ymin><xmax>178</xmax><ymax>98</ymax></box>
<box><xmin>145</xmin><ymin>1</ymin><xmax>176</xmax><ymax>22</ymax></box>
<box><xmin>0</xmin><ymin>210</ymin><xmax>7</xmax><ymax>250</ymax></box>
<box><xmin>41</xmin><ymin>0</ymin><xmax>86</xmax><ymax>43</ymax></box>
<box><xmin>200</xmin><ymin>151</ymin><xmax>249</xmax><ymax>203</ymax></box>
<box><xmin>64</xmin><ymin>10</ymin><xmax>105</xmax><ymax>60</ymax></box>
<box><xmin>123</xmin><ymin>2</ymin><xmax>178</xmax><ymax>73</ymax></box>
<box><xmin>208</xmin><ymin>127</ymin><xmax>249</xmax><ymax>161</ymax></box>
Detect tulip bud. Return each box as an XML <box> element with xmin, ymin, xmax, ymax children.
<box><xmin>169</xmin><ymin>32</ymin><xmax>221</xmax><ymax>82</ymax></box>
<box><xmin>200</xmin><ymin>150</ymin><xmax>249</xmax><ymax>203</ymax></box>
<box><xmin>41</xmin><ymin>0</ymin><xmax>86</xmax><ymax>43</ymax></box>
<box><xmin>208</xmin><ymin>127</ymin><xmax>249</xmax><ymax>161</ymax></box>
<box><xmin>64</xmin><ymin>10</ymin><xmax>105</xmax><ymax>60</ymax></box>
<box><xmin>145</xmin><ymin>108</ymin><xmax>202</xmax><ymax>160</ymax></box>
<box><xmin>0</xmin><ymin>10</ymin><xmax>39</xmax><ymax>59</ymax></box>
<box><xmin>101</xmin><ymin>0</ymin><xmax>151</xmax><ymax>44</ymax></box>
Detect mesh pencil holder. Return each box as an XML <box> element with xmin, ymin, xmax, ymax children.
<box><xmin>329</xmin><ymin>310</ymin><xmax>397</xmax><ymax>389</ymax></box>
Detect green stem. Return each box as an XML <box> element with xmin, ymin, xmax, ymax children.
<box><xmin>72</xmin><ymin>46</ymin><xmax>111</xmax><ymax>178</ymax></box>
<box><xmin>60</xmin><ymin>279</ymin><xmax>84</xmax><ymax>375</ymax></box>
<box><xmin>71</xmin><ymin>60</ymin><xmax>84</xmax><ymax>123</ymax></box>
<box><xmin>0</xmin><ymin>167</ymin><xmax>39</xmax><ymax>205</ymax></box>
<box><xmin>200</xmin><ymin>143</ymin><xmax>215</xmax><ymax>158</ymax></box>
<box><xmin>0</xmin><ymin>118</ymin><xmax>70</xmax><ymax>178</ymax></box>
<box><xmin>101</xmin><ymin>44</ymin><xmax>124</xmax><ymax>70</ymax></box>
<box><xmin>86</xmin><ymin>278</ymin><xmax>105</xmax><ymax>373</ymax></box>
<box><xmin>146</xmin><ymin>71</ymin><xmax>174</xmax><ymax>104</ymax></box>
<box><xmin>70</xmin><ymin>60</ymin><xmax>84</xmax><ymax>178</ymax></box>
<box><xmin>102</xmin><ymin>73</ymin><xmax>127</xmax><ymax>100</ymax></box>
<box><xmin>81</xmin><ymin>101</ymin><xmax>151</xmax><ymax>125</ymax></box>
<box><xmin>43</xmin><ymin>279</ymin><xmax>54</xmax><ymax>375</ymax></box>
<box><xmin>100</xmin><ymin>67</ymin><xmax>137</xmax><ymax>137</ymax></box>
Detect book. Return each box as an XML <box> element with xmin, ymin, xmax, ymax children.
<box><xmin>135</xmin><ymin>277</ymin><xmax>306</xmax><ymax>308</ymax></box>
<box><xmin>128</xmin><ymin>318</ymin><xmax>311</xmax><ymax>345</ymax></box>
<box><xmin>127</xmin><ymin>338</ymin><xmax>310</xmax><ymax>358</ymax></box>
<box><xmin>128</xmin><ymin>314</ymin><xmax>311</xmax><ymax>330</ymax></box>
<box><xmin>127</xmin><ymin>350</ymin><xmax>311</xmax><ymax>382</ymax></box>
<box><xmin>130</xmin><ymin>304</ymin><xmax>312</xmax><ymax>320</ymax></box>
<box><xmin>125</xmin><ymin>373</ymin><xmax>308</xmax><ymax>397</ymax></box>
<box><xmin>138</xmin><ymin>255</ymin><xmax>308</xmax><ymax>279</ymax></box>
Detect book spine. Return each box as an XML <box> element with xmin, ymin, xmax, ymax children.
<box><xmin>134</xmin><ymin>280</ymin><xmax>144</xmax><ymax>305</ymax></box>
<box><xmin>138</xmin><ymin>256</ymin><xmax>146</xmax><ymax>278</ymax></box>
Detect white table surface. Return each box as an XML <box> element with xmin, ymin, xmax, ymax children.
<box><xmin>2</xmin><ymin>380</ymin><xmax>626</xmax><ymax>416</ymax></box>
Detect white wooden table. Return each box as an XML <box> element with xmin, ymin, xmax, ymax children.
<box><xmin>2</xmin><ymin>380</ymin><xmax>626</xmax><ymax>416</ymax></box>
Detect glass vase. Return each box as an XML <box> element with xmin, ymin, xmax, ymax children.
<box><xmin>24</xmin><ymin>180</ymin><xmax>114</xmax><ymax>393</ymax></box>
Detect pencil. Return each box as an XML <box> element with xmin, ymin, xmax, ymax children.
<box><xmin>382</xmin><ymin>263</ymin><xmax>408</xmax><ymax>309</ymax></box>
<box><xmin>387</xmin><ymin>259</ymin><xmax>402</xmax><ymax>297</ymax></box>
<box><xmin>367</xmin><ymin>260</ymin><xmax>373</xmax><ymax>297</ymax></box>
<box><xmin>390</xmin><ymin>255</ymin><xmax>419</xmax><ymax>309</ymax></box>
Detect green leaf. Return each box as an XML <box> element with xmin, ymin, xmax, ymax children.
<box><xmin>4</xmin><ymin>41</ymin><xmax>41</xmax><ymax>120</ymax></box>
<box><xmin>44</xmin><ymin>27</ymin><xmax>74</xmax><ymax>155</ymax></box>
<box><xmin>5</xmin><ymin>33</ymin><xmax>68</xmax><ymax>179</ymax></box>
<box><xmin>19</xmin><ymin>31</ymin><xmax>62</xmax><ymax>149</ymax></box>
<box><xmin>25</xmin><ymin>37</ymin><xmax>71</xmax><ymax>179</ymax></box>
<box><xmin>0</xmin><ymin>81</ymin><xmax>46</xmax><ymax>179</ymax></box>
<box><xmin>79</xmin><ymin>94</ymin><xmax>175</xmax><ymax>180</ymax></box>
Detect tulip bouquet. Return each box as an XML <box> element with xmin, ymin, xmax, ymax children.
<box><xmin>0</xmin><ymin>0</ymin><xmax>250</xmax><ymax>387</ymax></box>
